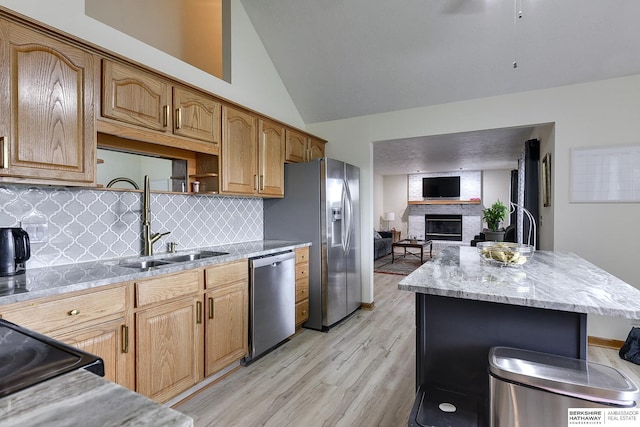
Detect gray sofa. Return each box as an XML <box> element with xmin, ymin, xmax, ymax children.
<box><xmin>374</xmin><ymin>231</ymin><xmax>393</xmax><ymax>259</ymax></box>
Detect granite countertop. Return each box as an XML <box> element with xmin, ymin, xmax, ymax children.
<box><xmin>0</xmin><ymin>240</ymin><xmax>309</xmax><ymax>305</ymax></box>
<box><xmin>0</xmin><ymin>369</ymin><xmax>192</xmax><ymax>427</ymax></box>
<box><xmin>399</xmin><ymin>246</ymin><xmax>640</xmax><ymax>319</ymax></box>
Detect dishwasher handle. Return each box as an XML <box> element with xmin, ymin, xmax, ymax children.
<box><xmin>249</xmin><ymin>251</ymin><xmax>295</xmax><ymax>269</ymax></box>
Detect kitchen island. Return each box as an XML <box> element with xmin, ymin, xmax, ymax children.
<box><xmin>398</xmin><ymin>246</ymin><xmax>640</xmax><ymax>426</ymax></box>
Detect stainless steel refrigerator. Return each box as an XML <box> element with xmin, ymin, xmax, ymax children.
<box><xmin>264</xmin><ymin>158</ymin><xmax>361</xmax><ymax>331</ymax></box>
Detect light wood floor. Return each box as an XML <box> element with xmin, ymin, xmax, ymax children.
<box><xmin>174</xmin><ymin>272</ymin><xmax>640</xmax><ymax>426</ymax></box>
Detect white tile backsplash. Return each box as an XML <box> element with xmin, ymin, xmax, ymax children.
<box><xmin>0</xmin><ymin>185</ymin><xmax>262</xmax><ymax>268</ymax></box>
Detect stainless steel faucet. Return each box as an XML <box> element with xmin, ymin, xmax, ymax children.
<box><xmin>106</xmin><ymin>177</ymin><xmax>139</xmax><ymax>189</ymax></box>
<box><xmin>142</xmin><ymin>175</ymin><xmax>170</xmax><ymax>256</ymax></box>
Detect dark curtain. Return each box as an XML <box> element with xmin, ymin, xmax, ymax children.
<box><xmin>524</xmin><ymin>139</ymin><xmax>539</xmax><ymax>248</ymax></box>
<box><xmin>510</xmin><ymin>169</ymin><xmax>518</xmax><ymax>226</ymax></box>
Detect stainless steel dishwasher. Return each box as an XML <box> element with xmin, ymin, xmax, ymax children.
<box><xmin>243</xmin><ymin>251</ymin><xmax>296</xmax><ymax>365</ymax></box>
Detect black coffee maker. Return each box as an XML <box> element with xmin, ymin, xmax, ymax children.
<box><xmin>0</xmin><ymin>228</ymin><xmax>31</xmax><ymax>276</ymax></box>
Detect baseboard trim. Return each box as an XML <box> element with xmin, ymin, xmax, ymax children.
<box><xmin>588</xmin><ymin>336</ymin><xmax>624</xmax><ymax>350</ymax></box>
<box><xmin>361</xmin><ymin>302</ymin><xmax>375</xmax><ymax>311</ymax></box>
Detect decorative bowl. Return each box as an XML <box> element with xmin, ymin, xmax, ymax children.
<box><xmin>476</xmin><ymin>242</ymin><xmax>534</xmax><ymax>267</ymax></box>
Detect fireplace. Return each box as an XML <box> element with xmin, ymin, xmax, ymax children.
<box><xmin>425</xmin><ymin>214</ymin><xmax>462</xmax><ymax>241</ymax></box>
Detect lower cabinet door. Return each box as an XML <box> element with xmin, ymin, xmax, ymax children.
<box><xmin>204</xmin><ymin>281</ymin><xmax>248</xmax><ymax>377</ymax></box>
<box><xmin>136</xmin><ymin>296</ymin><xmax>202</xmax><ymax>402</ymax></box>
<box><xmin>54</xmin><ymin>317</ymin><xmax>134</xmax><ymax>390</ymax></box>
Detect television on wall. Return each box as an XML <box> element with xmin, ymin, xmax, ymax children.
<box><xmin>422</xmin><ymin>176</ymin><xmax>460</xmax><ymax>198</ymax></box>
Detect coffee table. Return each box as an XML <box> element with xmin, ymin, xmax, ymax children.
<box><xmin>392</xmin><ymin>239</ymin><xmax>433</xmax><ymax>264</ymax></box>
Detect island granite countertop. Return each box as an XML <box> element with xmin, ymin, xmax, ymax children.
<box><xmin>399</xmin><ymin>246</ymin><xmax>640</xmax><ymax>320</ymax></box>
<box><xmin>0</xmin><ymin>369</ymin><xmax>192</xmax><ymax>427</ymax></box>
<box><xmin>0</xmin><ymin>239</ymin><xmax>309</xmax><ymax>305</ymax></box>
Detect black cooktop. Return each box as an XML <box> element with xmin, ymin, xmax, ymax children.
<box><xmin>0</xmin><ymin>319</ymin><xmax>104</xmax><ymax>398</ymax></box>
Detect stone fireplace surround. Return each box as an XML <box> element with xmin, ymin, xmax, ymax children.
<box><xmin>407</xmin><ymin>171</ymin><xmax>483</xmax><ymax>249</ymax></box>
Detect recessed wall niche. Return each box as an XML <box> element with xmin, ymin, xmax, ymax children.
<box><xmin>85</xmin><ymin>0</ymin><xmax>230</xmax><ymax>81</ymax></box>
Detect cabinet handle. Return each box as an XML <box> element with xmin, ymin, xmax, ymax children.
<box><xmin>254</xmin><ymin>175</ymin><xmax>258</xmax><ymax>191</ymax></box>
<box><xmin>68</xmin><ymin>309</ymin><xmax>80</xmax><ymax>316</ymax></box>
<box><xmin>1</xmin><ymin>137</ymin><xmax>7</xmax><ymax>169</ymax></box>
<box><xmin>121</xmin><ymin>325</ymin><xmax>129</xmax><ymax>353</ymax></box>
<box><xmin>196</xmin><ymin>301</ymin><xmax>203</xmax><ymax>324</ymax></box>
<box><xmin>208</xmin><ymin>297</ymin><xmax>214</xmax><ymax>319</ymax></box>
<box><xmin>175</xmin><ymin>108</ymin><xmax>182</xmax><ymax>129</ymax></box>
<box><xmin>163</xmin><ymin>105</ymin><xmax>168</xmax><ymax>127</ymax></box>
<box><xmin>259</xmin><ymin>175</ymin><xmax>264</xmax><ymax>191</ymax></box>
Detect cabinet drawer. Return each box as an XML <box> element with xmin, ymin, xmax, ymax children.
<box><xmin>295</xmin><ymin>247</ymin><xmax>309</xmax><ymax>264</ymax></box>
<box><xmin>1</xmin><ymin>286</ymin><xmax>126</xmax><ymax>335</ymax></box>
<box><xmin>295</xmin><ymin>262</ymin><xmax>309</xmax><ymax>279</ymax></box>
<box><xmin>136</xmin><ymin>269</ymin><xmax>201</xmax><ymax>307</ymax></box>
<box><xmin>205</xmin><ymin>259</ymin><xmax>247</xmax><ymax>289</ymax></box>
<box><xmin>295</xmin><ymin>278</ymin><xmax>309</xmax><ymax>303</ymax></box>
<box><xmin>295</xmin><ymin>299</ymin><xmax>309</xmax><ymax>325</ymax></box>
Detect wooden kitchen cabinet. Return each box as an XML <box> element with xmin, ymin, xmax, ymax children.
<box><xmin>308</xmin><ymin>137</ymin><xmax>326</xmax><ymax>161</ymax></box>
<box><xmin>172</xmin><ymin>86</ymin><xmax>221</xmax><ymax>144</ymax></box>
<box><xmin>0</xmin><ymin>283</ymin><xmax>133</xmax><ymax>389</ymax></box>
<box><xmin>285</xmin><ymin>129</ymin><xmax>308</xmax><ymax>163</ymax></box>
<box><xmin>134</xmin><ymin>269</ymin><xmax>203</xmax><ymax>403</ymax></box>
<box><xmin>101</xmin><ymin>59</ymin><xmax>221</xmax><ymax>151</ymax></box>
<box><xmin>221</xmin><ymin>106</ymin><xmax>285</xmax><ymax>197</ymax></box>
<box><xmin>0</xmin><ymin>19</ymin><xmax>96</xmax><ymax>185</ymax></box>
<box><xmin>221</xmin><ymin>105</ymin><xmax>256</xmax><ymax>194</ymax></box>
<box><xmin>285</xmin><ymin>129</ymin><xmax>326</xmax><ymax>163</ymax></box>
<box><xmin>102</xmin><ymin>59</ymin><xmax>171</xmax><ymax>132</ymax></box>
<box><xmin>294</xmin><ymin>247</ymin><xmax>310</xmax><ymax>327</ymax></box>
<box><xmin>257</xmin><ymin>119</ymin><xmax>285</xmax><ymax>197</ymax></box>
<box><xmin>204</xmin><ymin>259</ymin><xmax>248</xmax><ymax>376</ymax></box>
<box><xmin>53</xmin><ymin>317</ymin><xmax>134</xmax><ymax>390</ymax></box>
<box><xmin>136</xmin><ymin>295</ymin><xmax>202</xmax><ymax>402</ymax></box>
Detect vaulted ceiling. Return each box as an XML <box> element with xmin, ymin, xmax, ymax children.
<box><xmin>241</xmin><ymin>0</ymin><xmax>640</xmax><ymax>174</ymax></box>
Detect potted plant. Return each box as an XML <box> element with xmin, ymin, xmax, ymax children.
<box><xmin>482</xmin><ymin>200</ymin><xmax>508</xmax><ymax>241</ymax></box>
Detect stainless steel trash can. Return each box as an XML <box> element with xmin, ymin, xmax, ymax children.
<box><xmin>489</xmin><ymin>346</ymin><xmax>640</xmax><ymax>427</ymax></box>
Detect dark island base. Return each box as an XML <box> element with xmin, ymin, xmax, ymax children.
<box><xmin>410</xmin><ymin>294</ymin><xmax>587</xmax><ymax>427</ymax></box>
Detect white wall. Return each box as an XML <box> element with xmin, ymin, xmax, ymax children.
<box><xmin>481</xmin><ymin>170</ymin><xmax>512</xmax><ymax>227</ymax></box>
<box><xmin>0</xmin><ymin>0</ymin><xmax>304</xmax><ymax>129</ymax></box>
<box><xmin>383</xmin><ymin>175</ymin><xmax>408</xmax><ymax>237</ymax></box>
<box><xmin>373</xmin><ymin>173</ymin><xmax>384</xmax><ymax>231</ymax></box>
<box><xmin>534</xmin><ymin>125</ymin><xmax>555</xmax><ymax>251</ymax></box>
<box><xmin>313</xmin><ymin>76</ymin><xmax>640</xmax><ymax>340</ymax></box>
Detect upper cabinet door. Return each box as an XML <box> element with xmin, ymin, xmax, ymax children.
<box><xmin>258</xmin><ymin>119</ymin><xmax>285</xmax><ymax>197</ymax></box>
<box><xmin>221</xmin><ymin>106</ymin><xmax>257</xmax><ymax>195</ymax></box>
<box><xmin>102</xmin><ymin>60</ymin><xmax>171</xmax><ymax>132</ymax></box>
<box><xmin>0</xmin><ymin>20</ymin><xmax>95</xmax><ymax>184</ymax></box>
<box><xmin>308</xmin><ymin>137</ymin><xmax>326</xmax><ymax>161</ymax></box>
<box><xmin>285</xmin><ymin>129</ymin><xmax>307</xmax><ymax>163</ymax></box>
<box><xmin>172</xmin><ymin>86</ymin><xmax>221</xmax><ymax>145</ymax></box>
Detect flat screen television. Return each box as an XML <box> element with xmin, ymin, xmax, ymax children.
<box><xmin>422</xmin><ymin>176</ymin><xmax>460</xmax><ymax>198</ymax></box>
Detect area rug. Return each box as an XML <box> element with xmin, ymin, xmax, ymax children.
<box><xmin>374</xmin><ymin>252</ymin><xmax>432</xmax><ymax>276</ymax></box>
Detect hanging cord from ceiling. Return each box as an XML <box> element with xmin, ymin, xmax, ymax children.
<box><xmin>513</xmin><ymin>0</ymin><xmax>523</xmax><ymax>68</ymax></box>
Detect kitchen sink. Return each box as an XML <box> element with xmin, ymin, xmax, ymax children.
<box><xmin>160</xmin><ymin>251</ymin><xmax>229</xmax><ymax>263</ymax></box>
<box><xmin>116</xmin><ymin>251</ymin><xmax>229</xmax><ymax>270</ymax></box>
<box><xmin>118</xmin><ymin>260</ymin><xmax>172</xmax><ymax>269</ymax></box>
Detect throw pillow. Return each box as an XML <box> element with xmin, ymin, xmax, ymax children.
<box><xmin>374</xmin><ymin>230</ymin><xmax>382</xmax><ymax>240</ymax></box>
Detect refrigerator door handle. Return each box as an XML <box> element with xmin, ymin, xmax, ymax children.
<box><xmin>340</xmin><ymin>184</ymin><xmax>348</xmax><ymax>253</ymax></box>
<box><xmin>343</xmin><ymin>177</ymin><xmax>353</xmax><ymax>255</ymax></box>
